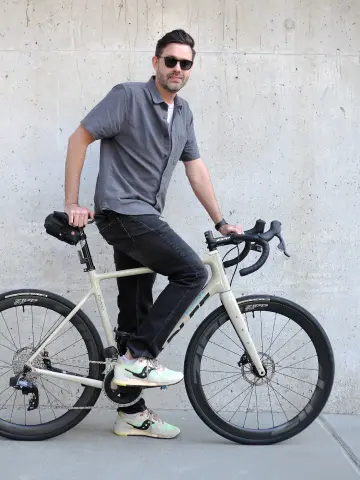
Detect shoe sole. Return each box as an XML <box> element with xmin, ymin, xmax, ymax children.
<box><xmin>113</xmin><ymin>430</ymin><xmax>180</xmax><ymax>439</ymax></box>
<box><xmin>112</xmin><ymin>377</ymin><xmax>183</xmax><ymax>388</ymax></box>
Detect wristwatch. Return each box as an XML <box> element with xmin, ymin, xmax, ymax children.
<box><xmin>215</xmin><ymin>218</ymin><xmax>228</xmax><ymax>231</ymax></box>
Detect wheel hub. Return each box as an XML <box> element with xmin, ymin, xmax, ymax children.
<box><xmin>240</xmin><ymin>352</ymin><xmax>276</xmax><ymax>386</ymax></box>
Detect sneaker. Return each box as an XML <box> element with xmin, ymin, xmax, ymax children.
<box><xmin>113</xmin><ymin>409</ymin><xmax>180</xmax><ymax>439</ymax></box>
<box><xmin>113</xmin><ymin>358</ymin><xmax>184</xmax><ymax>387</ymax></box>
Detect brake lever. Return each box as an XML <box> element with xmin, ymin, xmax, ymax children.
<box><xmin>276</xmin><ymin>233</ymin><xmax>290</xmax><ymax>257</ymax></box>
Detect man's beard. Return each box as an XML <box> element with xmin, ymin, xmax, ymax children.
<box><xmin>157</xmin><ymin>72</ymin><xmax>188</xmax><ymax>93</ymax></box>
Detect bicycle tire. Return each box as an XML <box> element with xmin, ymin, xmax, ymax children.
<box><xmin>0</xmin><ymin>289</ymin><xmax>104</xmax><ymax>441</ymax></box>
<box><xmin>184</xmin><ymin>295</ymin><xmax>334</xmax><ymax>445</ymax></box>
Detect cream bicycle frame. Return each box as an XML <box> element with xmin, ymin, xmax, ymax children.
<box><xmin>26</xmin><ymin>249</ymin><xmax>265</xmax><ymax>388</ymax></box>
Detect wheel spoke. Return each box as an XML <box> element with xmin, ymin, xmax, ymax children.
<box><xmin>219</xmin><ymin>384</ymin><xmax>252</xmax><ymax>415</ymax></box>
<box><xmin>51</xmin><ymin>338</ymin><xmax>84</xmax><ymax>359</ymax></box>
<box><xmin>53</xmin><ymin>352</ymin><xmax>88</xmax><ymax>363</ymax></box>
<box><xmin>269</xmin><ymin>378</ymin><xmax>309</xmax><ymax>400</ymax></box>
<box><xmin>269</xmin><ymin>327</ymin><xmax>303</xmax><ymax>358</ymax></box>
<box><xmin>208</xmin><ymin>340</ymin><xmax>242</xmax><ymax>356</ymax></box>
<box><xmin>255</xmin><ymin>383</ymin><xmax>259</xmax><ymax>428</ymax></box>
<box><xmin>40</xmin><ymin>379</ymin><xmax>57</xmax><ymax>419</ymax></box>
<box><xmin>276</xmin><ymin>370</ymin><xmax>317</xmax><ymax>387</ymax></box>
<box><xmin>40</xmin><ymin>383</ymin><xmax>68</xmax><ymax>409</ymax></box>
<box><xmin>202</xmin><ymin>372</ymin><xmax>243</xmax><ymax>387</ymax></box>
<box><xmin>270</xmin><ymin>382</ymin><xmax>300</xmax><ymax>412</ymax></box>
<box><xmin>276</xmin><ymin>340</ymin><xmax>312</xmax><ymax>365</ymax></box>
<box><xmin>278</xmin><ymin>366</ymin><xmax>318</xmax><ymax>372</ymax></box>
<box><xmin>207</xmin><ymin>374</ymin><xmax>242</xmax><ymax>401</ymax></box>
<box><xmin>0</xmin><ymin>327</ymin><xmax>17</xmax><ymax>350</ymax></box>
<box><xmin>201</xmin><ymin>369</ymin><xmax>241</xmax><ymax>374</ymax></box>
<box><xmin>268</xmin><ymin>382</ymin><xmax>289</xmax><ymax>421</ymax></box>
<box><xmin>10</xmin><ymin>390</ymin><xmax>17</xmax><ymax>422</ymax></box>
<box><xmin>276</xmin><ymin>355</ymin><xmax>318</xmax><ymax>372</ymax></box>
<box><xmin>0</xmin><ymin>360</ymin><xmax>12</xmax><ymax>367</ymax></box>
<box><xmin>260</xmin><ymin>311</ymin><xmax>264</xmax><ymax>354</ymax></box>
<box><xmin>38</xmin><ymin>308</ymin><xmax>48</xmax><ymax>345</ymax></box>
<box><xmin>16</xmin><ymin>308</ymin><xmax>21</xmax><ymax>349</ymax></box>
<box><xmin>0</xmin><ymin>368</ymin><xmax>12</xmax><ymax>379</ymax></box>
<box><xmin>45</xmin><ymin>324</ymin><xmax>76</xmax><ymax>348</ymax></box>
<box><xmin>42</xmin><ymin>377</ymin><xmax>73</xmax><ymax>395</ymax></box>
<box><xmin>1</xmin><ymin>312</ymin><xmax>18</xmax><ymax>350</ymax></box>
<box><xmin>264</xmin><ymin>318</ymin><xmax>290</xmax><ymax>356</ymax></box>
<box><xmin>242</xmin><ymin>384</ymin><xmax>255</xmax><ymax>428</ymax></box>
<box><xmin>39</xmin><ymin>314</ymin><xmax>63</xmax><ymax>347</ymax></box>
<box><xmin>202</xmin><ymin>354</ymin><xmax>240</xmax><ymax>372</ymax></box>
<box><xmin>227</xmin><ymin>387</ymin><xmax>252</xmax><ymax>422</ymax></box>
<box><xmin>267</xmin><ymin>382</ymin><xmax>274</xmax><ymax>427</ymax></box>
<box><xmin>0</xmin><ymin>386</ymin><xmax>11</xmax><ymax>398</ymax></box>
<box><xmin>0</xmin><ymin>389</ymin><xmax>16</xmax><ymax>410</ymax></box>
<box><xmin>0</xmin><ymin>342</ymin><xmax>16</xmax><ymax>353</ymax></box>
<box><xmin>218</xmin><ymin>327</ymin><xmax>244</xmax><ymax>352</ymax></box>
<box><xmin>268</xmin><ymin>313</ymin><xmax>277</xmax><ymax>356</ymax></box>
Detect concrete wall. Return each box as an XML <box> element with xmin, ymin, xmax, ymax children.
<box><xmin>0</xmin><ymin>0</ymin><xmax>359</xmax><ymax>413</ymax></box>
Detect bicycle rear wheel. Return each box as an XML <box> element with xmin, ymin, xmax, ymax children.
<box><xmin>184</xmin><ymin>295</ymin><xmax>334</xmax><ymax>445</ymax></box>
<box><xmin>0</xmin><ymin>289</ymin><xmax>104</xmax><ymax>440</ymax></box>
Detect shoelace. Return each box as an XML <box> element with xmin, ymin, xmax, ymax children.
<box><xmin>146</xmin><ymin>408</ymin><xmax>164</xmax><ymax>426</ymax></box>
<box><xmin>145</xmin><ymin>358</ymin><xmax>165</xmax><ymax>372</ymax></box>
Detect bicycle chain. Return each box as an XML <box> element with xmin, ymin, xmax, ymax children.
<box><xmin>29</xmin><ymin>357</ymin><xmax>144</xmax><ymax>410</ymax></box>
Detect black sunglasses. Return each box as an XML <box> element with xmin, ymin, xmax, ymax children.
<box><xmin>159</xmin><ymin>56</ymin><xmax>193</xmax><ymax>71</ymax></box>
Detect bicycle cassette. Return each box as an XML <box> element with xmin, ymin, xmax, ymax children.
<box><xmin>103</xmin><ymin>368</ymin><xmax>143</xmax><ymax>407</ymax></box>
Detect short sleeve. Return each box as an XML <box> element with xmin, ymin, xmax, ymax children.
<box><xmin>80</xmin><ymin>85</ymin><xmax>128</xmax><ymax>140</ymax></box>
<box><xmin>180</xmin><ymin>112</ymin><xmax>200</xmax><ymax>162</ymax></box>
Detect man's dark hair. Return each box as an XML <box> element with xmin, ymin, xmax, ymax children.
<box><xmin>155</xmin><ymin>29</ymin><xmax>196</xmax><ymax>59</ymax></box>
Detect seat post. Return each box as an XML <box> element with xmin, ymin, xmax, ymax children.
<box><xmin>78</xmin><ymin>230</ymin><xmax>95</xmax><ymax>272</ymax></box>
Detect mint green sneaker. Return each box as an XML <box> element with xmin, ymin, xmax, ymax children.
<box><xmin>113</xmin><ymin>409</ymin><xmax>180</xmax><ymax>439</ymax></box>
<box><xmin>113</xmin><ymin>358</ymin><xmax>183</xmax><ymax>387</ymax></box>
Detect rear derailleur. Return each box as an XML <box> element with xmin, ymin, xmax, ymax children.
<box><xmin>9</xmin><ymin>374</ymin><xmax>39</xmax><ymax>411</ymax></box>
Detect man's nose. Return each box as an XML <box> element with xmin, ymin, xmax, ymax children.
<box><xmin>173</xmin><ymin>62</ymin><xmax>181</xmax><ymax>73</ymax></box>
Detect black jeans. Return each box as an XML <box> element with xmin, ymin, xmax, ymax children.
<box><xmin>95</xmin><ymin>211</ymin><xmax>208</xmax><ymax>413</ymax></box>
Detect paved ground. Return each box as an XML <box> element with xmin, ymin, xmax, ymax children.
<box><xmin>1</xmin><ymin>410</ymin><xmax>360</xmax><ymax>480</ymax></box>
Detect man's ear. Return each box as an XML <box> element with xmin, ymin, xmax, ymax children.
<box><xmin>152</xmin><ymin>56</ymin><xmax>159</xmax><ymax>71</ymax></box>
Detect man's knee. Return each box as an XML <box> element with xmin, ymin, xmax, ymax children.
<box><xmin>178</xmin><ymin>259</ymin><xmax>208</xmax><ymax>290</ymax></box>
<box><xmin>195</xmin><ymin>262</ymin><xmax>208</xmax><ymax>289</ymax></box>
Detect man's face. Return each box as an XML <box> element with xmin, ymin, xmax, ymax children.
<box><xmin>152</xmin><ymin>43</ymin><xmax>194</xmax><ymax>93</ymax></box>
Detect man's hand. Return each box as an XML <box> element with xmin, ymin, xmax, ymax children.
<box><xmin>219</xmin><ymin>223</ymin><xmax>244</xmax><ymax>236</ymax></box>
<box><xmin>65</xmin><ymin>203</ymin><xmax>95</xmax><ymax>228</ymax></box>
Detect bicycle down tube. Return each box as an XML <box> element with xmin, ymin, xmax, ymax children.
<box><xmin>26</xmin><ymin>249</ymin><xmax>265</xmax><ymax>386</ymax></box>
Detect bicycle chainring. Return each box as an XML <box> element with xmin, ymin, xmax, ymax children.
<box><xmin>103</xmin><ymin>368</ymin><xmax>143</xmax><ymax>407</ymax></box>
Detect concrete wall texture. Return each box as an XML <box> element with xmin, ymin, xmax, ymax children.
<box><xmin>0</xmin><ymin>0</ymin><xmax>359</xmax><ymax>413</ymax></box>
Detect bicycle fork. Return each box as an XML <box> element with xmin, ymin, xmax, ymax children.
<box><xmin>220</xmin><ymin>291</ymin><xmax>266</xmax><ymax>377</ymax></box>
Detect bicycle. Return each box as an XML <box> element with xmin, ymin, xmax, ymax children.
<box><xmin>0</xmin><ymin>212</ymin><xmax>334</xmax><ymax>444</ymax></box>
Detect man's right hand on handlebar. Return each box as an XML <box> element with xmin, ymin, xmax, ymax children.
<box><xmin>65</xmin><ymin>203</ymin><xmax>95</xmax><ymax>228</ymax></box>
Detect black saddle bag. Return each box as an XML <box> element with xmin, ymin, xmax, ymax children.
<box><xmin>44</xmin><ymin>211</ymin><xmax>82</xmax><ymax>246</ymax></box>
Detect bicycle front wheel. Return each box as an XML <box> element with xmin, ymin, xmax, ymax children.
<box><xmin>184</xmin><ymin>295</ymin><xmax>334</xmax><ymax>445</ymax></box>
<box><xmin>0</xmin><ymin>289</ymin><xmax>104</xmax><ymax>440</ymax></box>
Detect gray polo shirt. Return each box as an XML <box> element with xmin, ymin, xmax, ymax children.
<box><xmin>80</xmin><ymin>76</ymin><xmax>200</xmax><ymax>216</ymax></box>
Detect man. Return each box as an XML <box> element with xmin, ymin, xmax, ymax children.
<box><xmin>64</xmin><ymin>29</ymin><xmax>243</xmax><ymax>439</ymax></box>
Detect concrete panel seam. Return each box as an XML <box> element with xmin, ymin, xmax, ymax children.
<box><xmin>317</xmin><ymin>415</ymin><xmax>360</xmax><ymax>477</ymax></box>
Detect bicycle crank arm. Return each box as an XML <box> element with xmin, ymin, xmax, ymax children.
<box><xmin>220</xmin><ymin>291</ymin><xmax>266</xmax><ymax>377</ymax></box>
